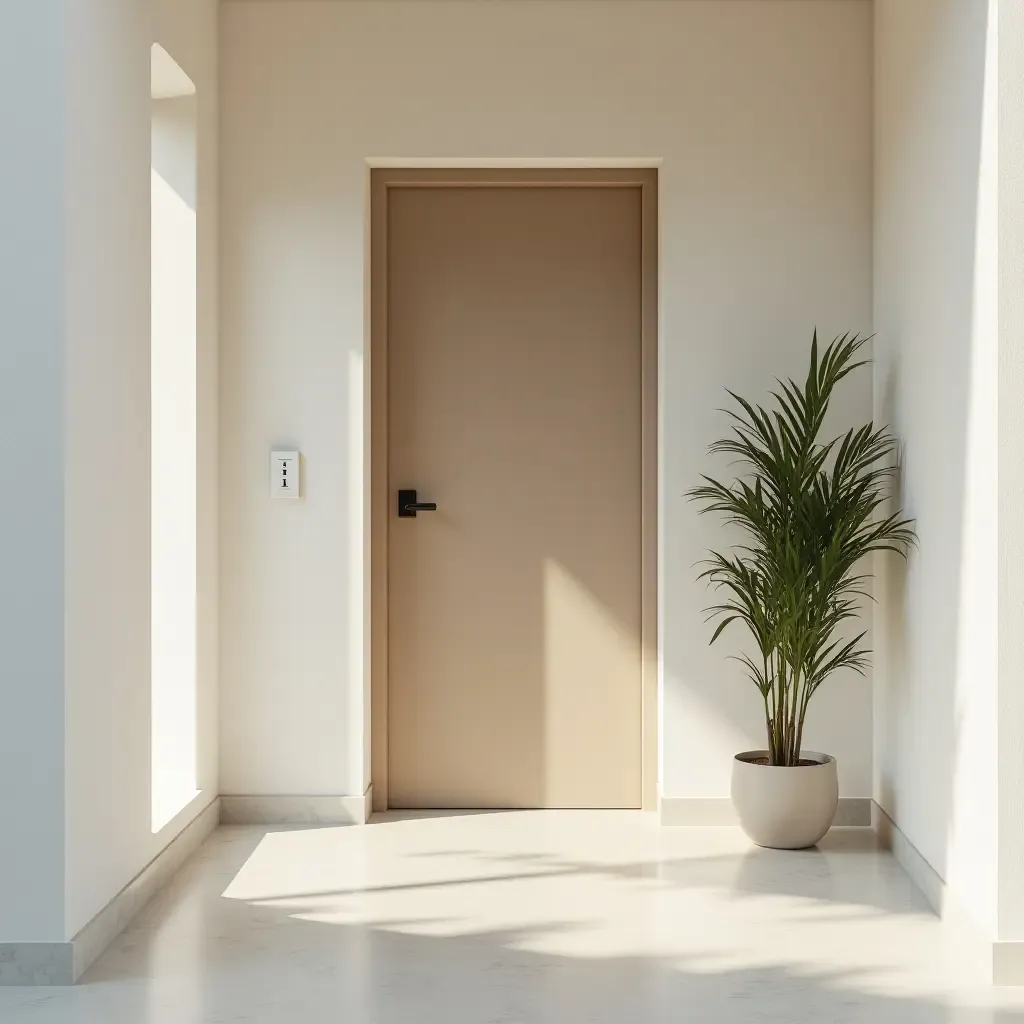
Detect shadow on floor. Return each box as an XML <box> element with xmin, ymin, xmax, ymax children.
<box><xmin>2</xmin><ymin>825</ymin><xmax>1018</xmax><ymax>1024</ymax></box>
<box><xmin>225</xmin><ymin>827</ymin><xmax>932</xmax><ymax>917</ymax></box>
<box><xmin>81</xmin><ymin>904</ymin><xmax>1020</xmax><ymax>1024</ymax></box>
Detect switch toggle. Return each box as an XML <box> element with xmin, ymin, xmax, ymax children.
<box><xmin>271</xmin><ymin>450</ymin><xmax>301</xmax><ymax>499</ymax></box>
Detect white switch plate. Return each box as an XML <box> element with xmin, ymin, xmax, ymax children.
<box><xmin>271</xmin><ymin>450</ymin><xmax>301</xmax><ymax>498</ymax></box>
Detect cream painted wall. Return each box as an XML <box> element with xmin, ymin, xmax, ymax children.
<box><xmin>1</xmin><ymin>0</ymin><xmax>218</xmax><ymax>951</ymax></box>
<box><xmin>873</xmin><ymin>0</ymin><xmax>1001</xmax><ymax>938</ymax></box>
<box><xmin>151</xmin><ymin>93</ymin><xmax>200</xmax><ymax>831</ymax></box>
<box><xmin>220</xmin><ymin>0</ymin><xmax>873</xmax><ymax>801</ymax></box>
<box><xmin>0</xmin><ymin>0</ymin><xmax>220</xmax><ymax>942</ymax></box>
<box><xmin>997</xmin><ymin>0</ymin><xmax>1024</xmax><ymax>944</ymax></box>
<box><xmin>61</xmin><ymin>0</ymin><xmax>219</xmax><ymax>940</ymax></box>
<box><xmin>61</xmin><ymin>0</ymin><xmax>155</xmax><ymax>941</ymax></box>
<box><xmin>155</xmin><ymin>0</ymin><xmax>220</xmax><ymax>843</ymax></box>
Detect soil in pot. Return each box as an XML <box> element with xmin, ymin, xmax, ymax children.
<box><xmin>746</xmin><ymin>757</ymin><xmax>820</xmax><ymax>767</ymax></box>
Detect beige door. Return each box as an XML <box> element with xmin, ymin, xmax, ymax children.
<box><xmin>387</xmin><ymin>183</ymin><xmax>642</xmax><ymax>809</ymax></box>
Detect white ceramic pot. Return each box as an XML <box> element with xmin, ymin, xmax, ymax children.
<box><xmin>731</xmin><ymin>750</ymin><xmax>839</xmax><ymax>849</ymax></box>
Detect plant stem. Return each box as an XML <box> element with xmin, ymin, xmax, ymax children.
<box><xmin>794</xmin><ymin>680</ymin><xmax>812</xmax><ymax>763</ymax></box>
<box><xmin>788</xmin><ymin>666</ymin><xmax>801</xmax><ymax>765</ymax></box>
<box><xmin>774</xmin><ymin>648</ymin><xmax>787</xmax><ymax>765</ymax></box>
<box><xmin>762</xmin><ymin>652</ymin><xmax>776</xmax><ymax>763</ymax></box>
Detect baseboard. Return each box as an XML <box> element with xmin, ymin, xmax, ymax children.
<box><xmin>872</xmin><ymin>801</ymin><xmax>946</xmax><ymax>913</ymax></box>
<box><xmin>0</xmin><ymin>942</ymin><xmax>73</xmax><ymax>987</ymax></box>
<box><xmin>220</xmin><ymin>786</ymin><xmax>373</xmax><ymax>825</ymax></box>
<box><xmin>993</xmin><ymin>943</ymin><xmax>1024</xmax><ymax>986</ymax></box>
<box><xmin>659</xmin><ymin>796</ymin><xmax>871</xmax><ymax>827</ymax></box>
<box><xmin>0</xmin><ymin>796</ymin><xmax>220</xmax><ymax>986</ymax></box>
<box><xmin>72</xmin><ymin>796</ymin><xmax>220</xmax><ymax>981</ymax></box>
<box><xmin>872</xmin><ymin>801</ymin><xmax>1024</xmax><ymax>985</ymax></box>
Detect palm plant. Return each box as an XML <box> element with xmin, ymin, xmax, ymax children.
<box><xmin>689</xmin><ymin>332</ymin><xmax>915</xmax><ymax>767</ymax></box>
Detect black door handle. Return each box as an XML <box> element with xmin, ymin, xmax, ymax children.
<box><xmin>398</xmin><ymin>489</ymin><xmax>438</xmax><ymax>518</ymax></box>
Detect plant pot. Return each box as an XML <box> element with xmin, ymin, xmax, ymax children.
<box><xmin>731</xmin><ymin>750</ymin><xmax>838</xmax><ymax>849</ymax></box>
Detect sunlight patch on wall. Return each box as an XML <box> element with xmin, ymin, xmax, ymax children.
<box><xmin>151</xmin><ymin>44</ymin><xmax>199</xmax><ymax>832</ymax></box>
<box><xmin>543</xmin><ymin>559</ymin><xmax>641</xmax><ymax>806</ymax></box>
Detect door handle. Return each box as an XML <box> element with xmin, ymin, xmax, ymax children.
<box><xmin>397</xmin><ymin>489</ymin><xmax>438</xmax><ymax>518</ymax></box>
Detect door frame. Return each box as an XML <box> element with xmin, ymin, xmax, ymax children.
<box><xmin>370</xmin><ymin>167</ymin><xmax>658</xmax><ymax>811</ymax></box>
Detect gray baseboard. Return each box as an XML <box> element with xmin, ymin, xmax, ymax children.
<box><xmin>659</xmin><ymin>796</ymin><xmax>871</xmax><ymax>827</ymax></box>
<box><xmin>0</xmin><ymin>796</ymin><xmax>220</xmax><ymax>986</ymax></box>
<box><xmin>220</xmin><ymin>786</ymin><xmax>372</xmax><ymax>825</ymax></box>
<box><xmin>0</xmin><ymin>942</ymin><xmax>73</xmax><ymax>987</ymax></box>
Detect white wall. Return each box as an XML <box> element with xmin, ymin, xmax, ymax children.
<box><xmin>61</xmin><ymin>0</ymin><xmax>155</xmax><ymax>942</ymax></box>
<box><xmin>873</xmin><ymin>0</ymin><xmax>1001</xmax><ymax>937</ymax></box>
<box><xmin>0</xmin><ymin>0</ymin><xmax>218</xmax><ymax>945</ymax></box>
<box><xmin>151</xmin><ymin>90</ymin><xmax>200</xmax><ymax>831</ymax></box>
<box><xmin>0</xmin><ymin>0</ymin><xmax>69</xmax><ymax>944</ymax></box>
<box><xmin>997</xmin><ymin>0</ymin><xmax>1024</xmax><ymax>944</ymax></box>
<box><xmin>220</xmin><ymin>0</ymin><xmax>874</xmax><ymax>801</ymax></box>
<box><xmin>155</xmin><ymin>0</ymin><xmax>220</xmax><ymax>851</ymax></box>
<box><xmin>61</xmin><ymin>0</ymin><xmax>219</xmax><ymax>940</ymax></box>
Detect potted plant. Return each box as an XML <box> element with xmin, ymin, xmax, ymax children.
<box><xmin>689</xmin><ymin>332</ymin><xmax>915</xmax><ymax>849</ymax></box>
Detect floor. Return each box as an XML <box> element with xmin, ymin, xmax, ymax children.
<box><xmin>2</xmin><ymin>813</ymin><xmax>1024</xmax><ymax>1023</ymax></box>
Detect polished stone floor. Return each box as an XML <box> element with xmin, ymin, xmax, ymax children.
<box><xmin>3</xmin><ymin>812</ymin><xmax>1024</xmax><ymax>1022</ymax></box>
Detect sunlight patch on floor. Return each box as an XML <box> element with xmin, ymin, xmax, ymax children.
<box><xmin>5</xmin><ymin>813</ymin><xmax>1024</xmax><ymax>1023</ymax></box>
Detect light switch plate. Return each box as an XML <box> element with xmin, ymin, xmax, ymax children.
<box><xmin>271</xmin><ymin>450</ymin><xmax>301</xmax><ymax>498</ymax></box>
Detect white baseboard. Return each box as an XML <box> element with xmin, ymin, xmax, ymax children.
<box><xmin>220</xmin><ymin>786</ymin><xmax>373</xmax><ymax>826</ymax></box>
<box><xmin>993</xmin><ymin>943</ymin><xmax>1024</xmax><ymax>986</ymax></box>
<box><xmin>659</xmin><ymin>796</ymin><xmax>871</xmax><ymax>827</ymax></box>
<box><xmin>873</xmin><ymin>801</ymin><xmax>1024</xmax><ymax>985</ymax></box>
<box><xmin>72</xmin><ymin>797</ymin><xmax>220</xmax><ymax>981</ymax></box>
<box><xmin>0</xmin><ymin>796</ymin><xmax>220</xmax><ymax>986</ymax></box>
<box><xmin>872</xmin><ymin>801</ymin><xmax>946</xmax><ymax>912</ymax></box>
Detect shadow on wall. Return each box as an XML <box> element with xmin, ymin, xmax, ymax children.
<box><xmin>873</xmin><ymin>0</ymin><xmax>995</xmax><ymax>898</ymax></box>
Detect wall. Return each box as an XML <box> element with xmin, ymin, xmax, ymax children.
<box><xmin>0</xmin><ymin>0</ymin><xmax>69</xmax><ymax>944</ymax></box>
<box><xmin>61</xmin><ymin>0</ymin><xmax>218</xmax><ymax>940</ymax></box>
<box><xmin>998</xmin><ymin>0</ymin><xmax>1024</xmax><ymax>944</ymax></box>
<box><xmin>60</xmin><ymin>0</ymin><xmax>154</xmax><ymax>942</ymax></box>
<box><xmin>155</xmin><ymin>0</ymin><xmax>220</xmax><ymax>835</ymax></box>
<box><xmin>0</xmin><ymin>0</ymin><xmax>221</xmax><ymax>945</ymax></box>
<box><xmin>0</xmin><ymin>0</ymin><xmax>218</xmax><ymax>953</ymax></box>
<box><xmin>151</xmin><ymin>90</ymin><xmax>200</xmax><ymax>831</ymax></box>
<box><xmin>873</xmin><ymin>0</ymin><xmax>1000</xmax><ymax>937</ymax></box>
<box><xmin>220</xmin><ymin>0</ymin><xmax>873</xmax><ymax>802</ymax></box>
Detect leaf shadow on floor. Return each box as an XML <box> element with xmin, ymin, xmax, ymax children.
<box><xmin>202</xmin><ymin>828</ymin><xmax>933</xmax><ymax>917</ymax></box>
<box><xmin>33</xmin><ymin>827</ymin><xmax>1018</xmax><ymax>1024</ymax></box>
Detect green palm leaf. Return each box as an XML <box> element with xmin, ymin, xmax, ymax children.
<box><xmin>687</xmin><ymin>332</ymin><xmax>916</xmax><ymax>766</ymax></box>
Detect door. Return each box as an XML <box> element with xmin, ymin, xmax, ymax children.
<box><xmin>385</xmin><ymin>181</ymin><xmax>643</xmax><ymax>808</ymax></box>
